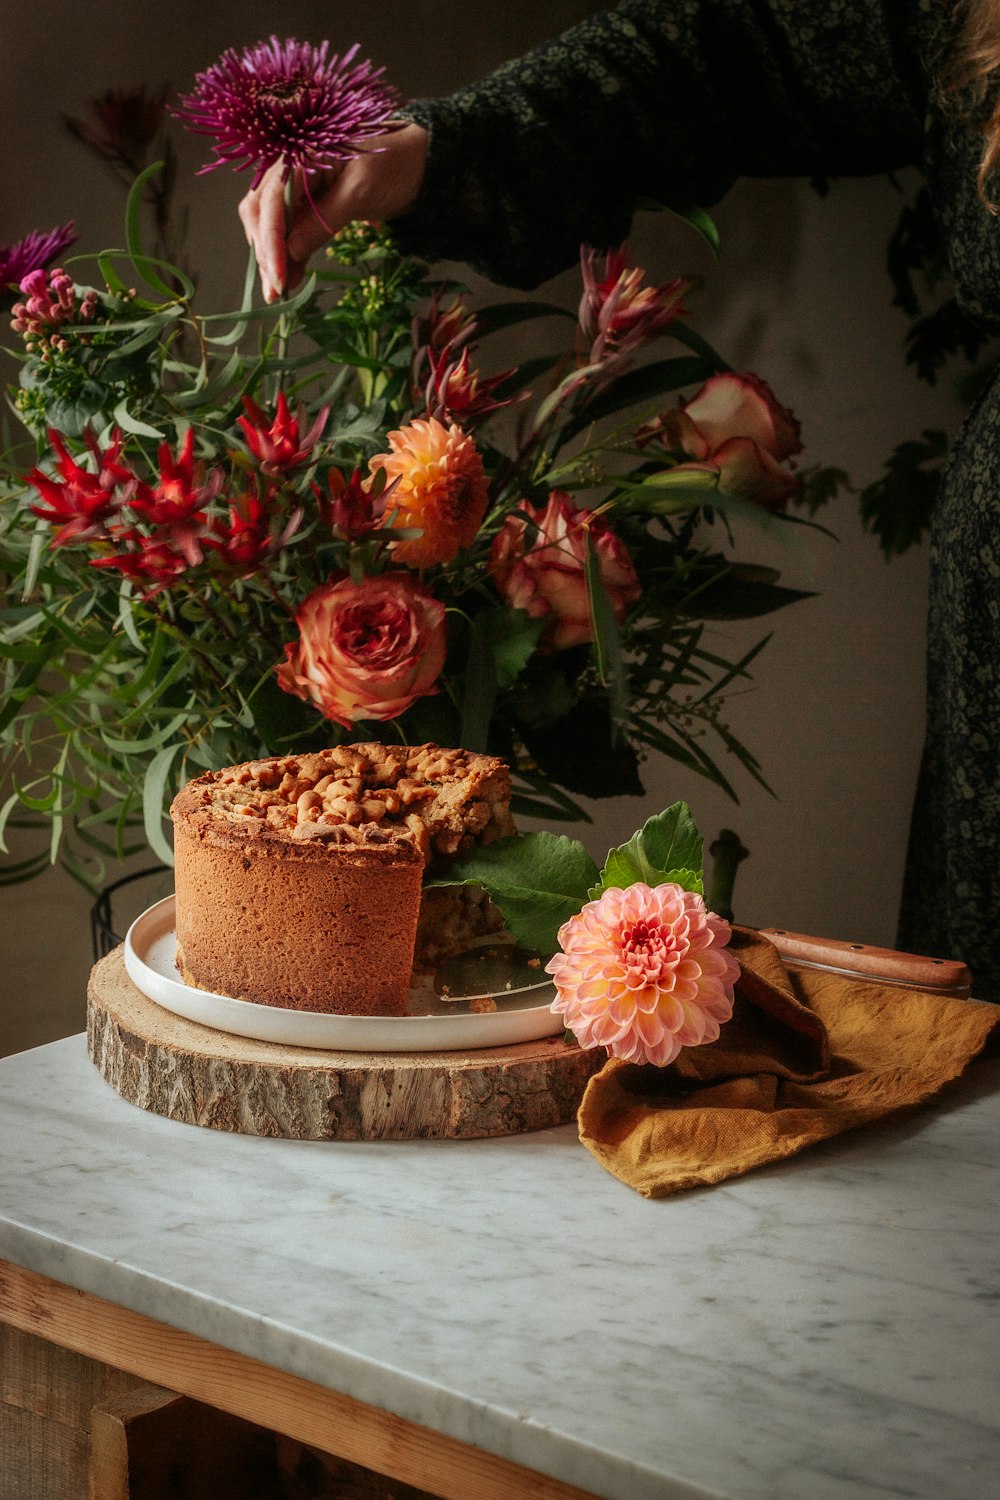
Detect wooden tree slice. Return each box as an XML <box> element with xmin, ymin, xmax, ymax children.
<box><xmin>87</xmin><ymin>948</ymin><xmax>605</xmax><ymax>1142</ymax></box>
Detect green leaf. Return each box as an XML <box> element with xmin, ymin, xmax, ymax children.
<box><xmin>596</xmin><ymin>802</ymin><xmax>704</xmax><ymax>894</ymax></box>
<box><xmin>474</xmin><ymin>300</ymin><xmax>576</xmax><ymax>335</ymax></box>
<box><xmin>480</xmin><ymin>606</ymin><xmax>544</xmax><ymax>689</ymax></box>
<box><xmin>583</xmin><ymin>535</ymin><xmax>627</xmax><ymax>719</ymax></box>
<box><xmin>44</xmin><ymin>385</ymin><xmax>109</xmax><ymax>438</ymax></box>
<box><xmin>0</xmin><ymin>624</ymin><xmax>57</xmax><ymax>733</ymax></box>
<box><xmin>112</xmin><ymin>399</ymin><xmax>165</xmax><ymax>439</ymax></box>
<box><xmin>636</xmin><ymin>199</ymin><xmax>722</xmax><ymax>256</ymax></box>
<box><xmin>426</xmin><ymin>832</ymin><xmax>600</xmax><ymax>954</ymax></box>
<box><xmin>458</xmin><ymin>614</ymin><xmax>497</xmax><ymax>753</ymax></box>
<box><xmin>125</xmin><ymin>163</ymin><xmax>192</xmax><ymax>300</ymax></box>
<box><xmin>673</xmin><ymin>203</ymin><xmax>721</xmax><ymax>256</ymax></box>
<box><xmin>562</xmin><ymin>355</ymin><xmax>717</xmax><ymax>440</ymax></box>
<box><xmin>142</xmin><ymin>744</ymin><xmax>181</xmax><ymax>867</ymax></box>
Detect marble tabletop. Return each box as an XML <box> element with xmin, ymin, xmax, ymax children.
<box><xmin>1</xmin><ymin>1034</ymin><xmax>998</xmax><ymax>1500</ymax></box>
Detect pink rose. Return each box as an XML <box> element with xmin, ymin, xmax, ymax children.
<box><xmin>489</xmin><ymin>491</ymin><xmax>641</xmax><ymax>651</ymax></box>
<box><xmin>277</xmin><ymin>572</ymin><xmax>446</xmax><ymax>728</ymax></box>
<box><xmin>643</xmin><ymin>372</ymin><xmax>803</xmax><ymax>510</ymax></box>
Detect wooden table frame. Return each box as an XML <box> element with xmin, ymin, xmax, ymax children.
<box><xmin>0</xmin><ymin>1259</ymin><xmax>599</xmax><ymax>1500</ymax></box>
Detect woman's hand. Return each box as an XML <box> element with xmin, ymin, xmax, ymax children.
<box><xmin>238</xmin><ymin>122</ymin><xmax>429</xmax><ymax>302</ymax></box>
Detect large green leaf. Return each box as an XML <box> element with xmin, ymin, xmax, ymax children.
<box><xmin>458</xmin><ymin>613</ymin><xmax>497</xmax><ymax>753</ymax></box>
<box><xmin>426</xmin><ymin>832</ymin><xmax>600</xmax><ymax>954</ymax></box>
<box><xmin>596</xmin><ymin>803</ymin><xmax>704</xmax><ymax>895</ymax></box>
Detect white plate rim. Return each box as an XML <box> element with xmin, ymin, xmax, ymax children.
<box><xmin>123</xmin><ymin>896</ymin><xmax>563</xmax><ymax>1054</ymax></box>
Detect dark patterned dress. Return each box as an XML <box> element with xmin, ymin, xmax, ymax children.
<box><xmin>394</xmin><ymin>0</ymin><xmax>1000</xmax><ymax>999</ymax></box>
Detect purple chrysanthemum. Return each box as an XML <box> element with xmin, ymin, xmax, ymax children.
<box><xmin>174</xmin><ymin>37</ymin><xmax>400</xmax><ymax>187</ymax></box>
<box><xmin>0</xmin><ymin>223</ymin><xmax>77</xmax><ymax>293</ymax></box>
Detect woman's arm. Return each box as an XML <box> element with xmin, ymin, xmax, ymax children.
<box><xmin>240</xmin><ymin>0</ymin><xmax>929</xmax><ymax>297</ymax></box>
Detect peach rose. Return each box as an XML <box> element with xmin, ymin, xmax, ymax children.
<box><xmin>277</xmin><ymin>572</ymin><xmax>446</xmax><ymax>728</ymax></box>
<box><xmin>489</xmin><ymin>491</ymin><xmax>640</xmax><ymax>650</ymax></box>
<box><xmin>643</xmin><ymin>372</ymin><xmax>803</xmax><ymax>510</ymax></box>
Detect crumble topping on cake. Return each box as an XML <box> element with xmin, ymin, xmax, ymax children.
<box><xmin>188</xmin><ymin>742</ymin><xmax>513</xmax><ymax>868</ymax></box>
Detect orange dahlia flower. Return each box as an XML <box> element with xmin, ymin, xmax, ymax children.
<box><xmin>369</xmin><ymin>416</ymin><xmax>489</xmax><ymax>567</ymax></box>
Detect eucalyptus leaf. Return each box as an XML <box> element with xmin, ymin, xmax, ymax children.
<box><xmin>142</xmin><ymin>744</ymin><xmax>181</xmax><ymax>867</ymax></box>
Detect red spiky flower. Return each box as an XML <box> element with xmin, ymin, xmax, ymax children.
<box><xmin>90</xmin><ymin>531</ymin><xmax>194</xmax><ymax>595</ymax></box>
<box><xmin>174</xmin><ymin>37</ymin><xmax>400</xmax><ymax>187</ymax></box>
<box><xmin>421</xmin><ymin>345</ymin><xmax>523</xmax><ymax>427</ymax></box>
<box><xmin>127</xmin><ymin>429</ymin><xmax>224</xmax><ymax>567</ymax></box>
<box><xmin>314</xmin><ymin>465</ymin><xmax>394</xmax><ymax>541</ymax></box>
<box><xmin>27</xmin><ymin>428</ymin><xmax>131</xmax><ymax>546</ymax></box>
<box><xmin>237</xmin><ymin>391</ymin><xmax>329</xmax><ymax>475</ymax></box>
<box><xmin>578</xmin><ymin>245</ymin><xmax>695</xmax><ymax>365</ymax></box>
<box><xmin>205</xmin><ymin>486</ymin><xmax>304</xmax><ymax>574</ymax></box>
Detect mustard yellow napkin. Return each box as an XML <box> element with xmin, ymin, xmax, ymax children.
<box><xmin>578</xmin><ymin>928</ymin><xmax>998</xmax><ymax>1197</ymax></box>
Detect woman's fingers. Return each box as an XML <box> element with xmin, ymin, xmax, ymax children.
<box><xmin>237</xmin><ymin>125</ymin><xmax>429</xmax><ymax>302</ymax></box>
<box><xmin>238</xmin><ymin>163</ymin><xmax>336</xmax><ymax>302</ymax></box>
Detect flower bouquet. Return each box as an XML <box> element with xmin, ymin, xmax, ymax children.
<box><xmin>0</xmin><ymin>37</ymin><xmax>831</xmax><ymax>892</ymax></box>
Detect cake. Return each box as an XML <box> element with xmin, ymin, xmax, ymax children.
<box><xmin>169</xmin><ymin>742</ymin><xmax>514</xmax><ymax>1017</ymax></box>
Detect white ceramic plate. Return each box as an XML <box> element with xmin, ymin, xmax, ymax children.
<box><xmin>124</xmin><ymin>896</ymin><xmax>562</xmax><ymax>1053</ymax></box>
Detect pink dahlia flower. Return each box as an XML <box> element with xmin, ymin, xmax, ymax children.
<box><xmin>175</xmin><ymin>37</ymin><xmax>400</xmax><ymax>186</ymax></box>
<box><xmin>546</xmin><ymin>882</ymin><xmax>739</xmax><ymax>1068</ymax></box>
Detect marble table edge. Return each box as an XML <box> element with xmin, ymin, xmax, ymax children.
<box><xmin>0</xmin><ymin>1217</ymin><xmax>723</xmax><ymax>1500</ymax></box>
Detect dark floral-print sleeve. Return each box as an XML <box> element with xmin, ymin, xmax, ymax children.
<box><xmin>391</xmin><ymin>0</ymin><xmax>933</xmax><ymax>288</ymax></box>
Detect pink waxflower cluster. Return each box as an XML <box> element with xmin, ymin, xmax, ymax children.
<box><xmin>10</xmin><ymin>268</ymin><xmax>99</xmax><ymax>354</ymax></box>
<box><xmin>547</xmin><ymin>881</ymin><xmax>739</xmax><ymax>1068</ymax></box>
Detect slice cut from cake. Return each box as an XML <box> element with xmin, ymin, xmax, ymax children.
<box><xmin>170</xmin><ymin>742</ymin><xmax>514</xmax><ymax>1016</ymax></box>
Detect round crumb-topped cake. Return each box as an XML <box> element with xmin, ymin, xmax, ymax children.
<box><xmin>170</xmin><ymin>742</ymin><xmax>514</xmax><ymax>1017</ymax></box>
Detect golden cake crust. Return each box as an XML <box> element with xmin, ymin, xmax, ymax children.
<box><xmin>170</xmin><ymin>743</ymin><xmax>513</xmax><ymax>1016</ymax></box>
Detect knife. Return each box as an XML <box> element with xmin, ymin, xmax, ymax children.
<box><xmin>758</xmin><ymin>928</ymin><xmax>973</xmax><ymax>998</ymax></box>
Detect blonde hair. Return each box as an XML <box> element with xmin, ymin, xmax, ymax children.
<box><xmin>943</xmin><ymin>0</ymin><xmax>1000</xmax><ymax>208</ymax></box>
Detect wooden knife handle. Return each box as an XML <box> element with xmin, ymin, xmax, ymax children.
<box><xmin>757</xmin><ymin>927</ymin><xmax>973</xmax><ymax>998</ymax></box>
